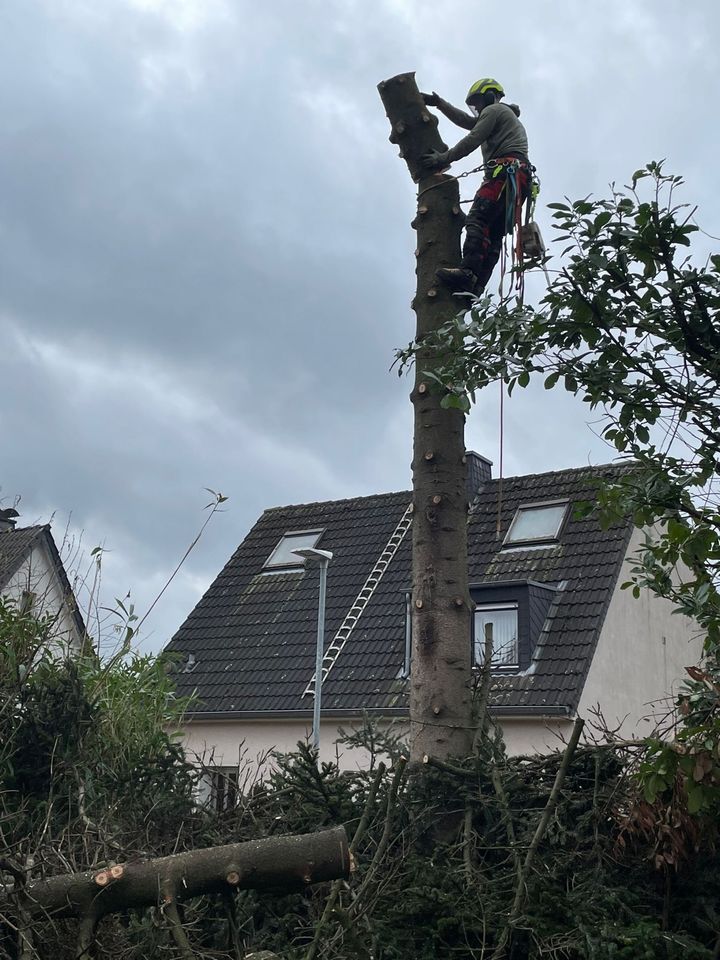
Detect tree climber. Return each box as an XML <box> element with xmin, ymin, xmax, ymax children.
<box><xmin>420</xmin><ymin>78</ymin><xmax>532</xmax><ymax>294</ymax></box>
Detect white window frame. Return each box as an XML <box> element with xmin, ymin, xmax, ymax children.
<box><xmin>263</xmin><ymin>529</ymin><xmax>325</xmax><ymax>570</ymax></box>
<box><xmin>200</xmin><ymin>766</ymin><xmax>240</xmax><ymax>813</ymax></box>
<box><xmin>503</xmin><ymin>500</ymin><xmax>568</xmax><ymax>547</ymax></box>
<box><xmin>474</xmin><ymin>602</ymin><xmax>519</xmax><ymax>669</ymax></box>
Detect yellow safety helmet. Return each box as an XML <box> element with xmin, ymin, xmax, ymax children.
<box><xmin>466</xmin><ymin>78</ymin><xmax>505</xmax><ymax>103</ymax></box>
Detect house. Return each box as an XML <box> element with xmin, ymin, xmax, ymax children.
<box><xmin>166</xmin><ymin>455</ymin><xmax>701</xmax><ymax>773</ymax></box>
<box><xmin>0</xmin><ymin>509</ymin><xmax>86</xmax><ymax>654</ymax></box>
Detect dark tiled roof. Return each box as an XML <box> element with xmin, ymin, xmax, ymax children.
<box><xmin>466</xmin><ymin>465</ymin><xmax>632</xmax><ymax>711</ymax></box>
<box><xmin>166</xmin><ymin>464</ymin><xmax>633</xmax><ymax>717</ymax></box>
<box><xmin>0</xmin><ymin>524</ymin><xmax>87</xmax><ymax>642</ymax></box>
<box><xmin>0</xmin><ymin>525</ymin><xmax>46</xmax><ymax>590</ymax></box>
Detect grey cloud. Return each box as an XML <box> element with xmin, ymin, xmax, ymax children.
<box><xmin>2</xmin><ymin>0</ymin><xmax>719</xmax><ymax>649</ymax></box>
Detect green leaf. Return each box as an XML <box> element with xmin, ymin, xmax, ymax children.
<box><xmin>594</xmin><ymin>211</ymin><xmax>612</xmax><ymax>230</ymax></box>
<box><xmin>686</xmin><ymin>783</ymin><xmax>705</xmax><ymax>814</ymax></box>
<box><xmin>440</xmin><ymin>393</ymin><xmax>471</xmax><ymax>413</ymax></box>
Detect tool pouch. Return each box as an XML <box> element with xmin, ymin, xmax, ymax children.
<box><xmin>520</xmin><ymin>221</ymin><xmax>546</xmax><ymax>260</ymax></box>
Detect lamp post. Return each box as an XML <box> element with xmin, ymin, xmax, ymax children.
<box><xmin>292</xmin><ymin>547</ymin><xmax>333</xmax><ymax>753</ymax></box>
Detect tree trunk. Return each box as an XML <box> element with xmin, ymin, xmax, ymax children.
<box><xmin>378</xmin><ymin>72</ymin><xmax>473</xmax><ymax>761</ymax></box>
<box><xmin>1</xmin><ymin>826</ymin><xmax>349</xmax><ymax>922</ymax></box>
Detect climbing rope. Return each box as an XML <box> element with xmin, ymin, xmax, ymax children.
<box><xmin>492</xmin><ymin>159</ymin><xmax>535</xmax><ymax>303</ymax></box>
<box><xmin>496</xmin><ymin>377</ymin><xmax>505</xmax><ymax>539</ymax></box>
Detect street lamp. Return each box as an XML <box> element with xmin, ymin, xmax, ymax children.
<box><xmin>292</xmin><ymin>547</ymin><xmax>333</xmax><ymax>753</ymax></box>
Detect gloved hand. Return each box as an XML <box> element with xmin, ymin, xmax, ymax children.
<box><xmin>421</xmin><ymin>149</ymin><xmax>450</xmax><ymax>171</ymax></box>
<box><xmin>421</xmin><ymin>91</ymin><xmax>441</xmax><ymax>107</ymax></box>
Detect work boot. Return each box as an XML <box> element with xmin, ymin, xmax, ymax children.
<box><xmin>435</xmin><ymin>267</ymin><xmax>477</xmax><ymax>293</ymax></box>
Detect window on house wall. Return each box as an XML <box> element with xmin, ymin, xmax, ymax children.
<box><xmin>505</xmin><ymin>501</ymin><xmax>568</xmax><ymax>545</ymax></box>
<box><xmin>470</xmin><ymin>581</ymin><xmax>558</xmax><ymax>673</ymax></box>
<box><xmin>263</xmin><ymin>530</ymin><xmax>324</xmax><ymax>570</ymax></box>
<box><xmin>474</xmin><ymin>603</ymin><xmax>519</xmax><ymax>668</ymax></box>
<box><xmin>199</xmin><ymin>767</ymin><xmax>239</xmax><ymax>813</ymax></box>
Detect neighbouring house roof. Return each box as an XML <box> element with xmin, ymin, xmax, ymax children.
<box><xmin>166</xmin><ymin>463</ymin><xmax>634</xmax><ymax>719</ymax></box>
<box><xmin>0</xmin><ymin>524</ymin><xmax>87</xmax><ymax>642</ymax></box>
<box><xmin>0</xmin><ymin>525</ymin><xmax>48</xmax><ymax>590</ymax></box>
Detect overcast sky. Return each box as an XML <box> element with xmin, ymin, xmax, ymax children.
<box><xmin>2</xmin><ymin>0</ymin><xmax>718</xmax><ymax>652</ymax></box>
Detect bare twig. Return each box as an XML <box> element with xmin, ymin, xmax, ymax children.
<box><xmin>351</xmin><ymin>757</ymin><xmax>407</xmax><ymax>911</ymax></box>
<box><xmin>491</xmin><ymin>718</ymin><xmax>585</xmax><ymax>960</ymax></box>
<box><xmin>472</xmin><ymin>623</ymin><xmax>494</xmax><ymax>753</ymax></box>
<box><xmin>164</xmin><ymin>898</ymin><xmax>196</xmax><ymax>960</ymax></box>
<box><xmin>223</xmin><ymin>890</ymin><xmax>243</xmax><ymax>959</ymax></box>
<box><xmin>305</xmin><ymin>764</ymin><xmax>386</xmax><ymax>960</ymax></box>
<box><xmin>135</xmin><ymin>490</ymin><xmax>227</xmax><ymax>638</ymax></box>
<box><xmin>422</xmin><ymin>754</ymin><xmax>476</xmax><ymax>779</ymax></box>
<box><xmin>76</xmin><ymin>912</ymin><xmax>99</xmax><ymax>959</ymax></box>
<box><xmin>491</xmin><ymin>766</ymin><xmax>520</xmax><ymax>880</ymax></box>
<box><xmin>463</xmin><ymin>805</ymin><xmax>474</xmax><ymax>882</ymax></box>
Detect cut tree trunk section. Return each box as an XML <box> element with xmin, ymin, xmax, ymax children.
<box><xmin>378</xmin><ymin>72</ymin><xmax>473</xmax><ymax>762</ymax></box>
<box><xmin>2</xmin><ymin>826</ymin><xmax>350</xmax><ymax>922</ymax></box>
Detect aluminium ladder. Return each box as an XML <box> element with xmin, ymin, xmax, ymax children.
<box><xmin>303</xmin><ymin>502</ymin><xmax>413</xmax><ymax>698</ymax></box>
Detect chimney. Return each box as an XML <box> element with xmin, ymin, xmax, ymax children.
<box><xmin>0</xmin><ymin>508</ymin><xmax>19</xmax><ymax>532</ymax></box>
<box><xmin>465</xmin><ymin>451</ymin><xmax>492</xmax><ymax>503</ymax></box>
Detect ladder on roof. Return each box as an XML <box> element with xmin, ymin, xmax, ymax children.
<box><xmin>303</xmin><ymin>502</ymin><xmax>413</xmax><ymax>699</ymax></box>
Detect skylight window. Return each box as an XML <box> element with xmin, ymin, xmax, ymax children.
<box><xmin>263</xmin><ymin>530</ymin><xmax>324</xmax><ymax>569</ymax></box>
<box><xmin>505</xmin><ymin>501</ymin><xmax>568</xmax><ymax>545</ymax></box>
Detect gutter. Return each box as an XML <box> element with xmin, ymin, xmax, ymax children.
<box><xmin>184</xmin><ymin>708</ymin><xmax>408</xmax><ymax>721</ymax></box>
<box><xmin>183</xmin><ymin>704</ymin><xmax>573</xmax><ymax>722</ymax></box>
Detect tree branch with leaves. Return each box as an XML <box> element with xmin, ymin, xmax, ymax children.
<box><xmin>398</xmin><ymin>161</ymin><xmax>720</xmax><ymax>812</ymax></box>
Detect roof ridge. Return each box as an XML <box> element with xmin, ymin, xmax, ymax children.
<box><xmin>262</xmin><ymin>488</ymin><xmax>412</xmax><ymax>513</ymax></box>
<box><xmin>0</xmin><ymin>523</ymin><xmax>49</xmax><ymax>534</ymax></box>
<box><xmin>487</xmin><ymin>460</ymin><xmax>635</xmax><ymax>484</ymax></box>
<box><xmin>260</xmin><ymin>461</ymin><xmax>636</xmax><ymax>515</ymax></box>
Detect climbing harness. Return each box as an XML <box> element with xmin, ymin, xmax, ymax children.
<box><xmin>417</xmin><ymin>159</ymin><xmax>548</xmax><ymax>301</ymax></box>
<box><xmin>488</xmin><ymin>157</ymin><xmax>528</xmax><ymax>301</ymax></box>
<box><xmin>491</xmin><ymin>160</ymin><xmax>548</xmax><ymax>303</ymax></box>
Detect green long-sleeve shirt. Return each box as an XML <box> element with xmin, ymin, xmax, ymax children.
<box><xmin>445</xmin><ymin>101</ymin><xmax>529</xmax><ymax>166</ymax></box>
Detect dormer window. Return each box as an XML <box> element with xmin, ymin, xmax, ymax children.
<box><xmin>263</xmin><ymin>530</ymin><xmax>324</xmax><ymax>570</ymax></box>
<box><xmin>471</xmin><ymin>580</ymin><xmax>558</xmax><ymax>672</ymax></box>
<box><xmin>504</xmin><ymin>501</ymin><xmax>568</xmax><ymax>546</ymax></box>
<box><xmin>475</xmin><ymin>603</ymin><xmax>519</xmax><ymax>668</ymax></box>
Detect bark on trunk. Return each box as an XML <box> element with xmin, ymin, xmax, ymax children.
<box><xmin>378</xmin><ymin>72</ymin><xmax>473</xmax><ymax>761</ymax></box>
<box><xmin>1</xmin><ymin>826</ymin><xmax>349</xmax><ymax>922</ymax></box>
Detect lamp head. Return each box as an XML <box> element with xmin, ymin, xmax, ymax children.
<box><xmin>291</xmin><ymin>547</ymin><xmax>334</xmax><ymax>564</ymax></box>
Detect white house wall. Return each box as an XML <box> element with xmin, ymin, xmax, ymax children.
<box><xmin>577</xmin><ymin>526</ymin><xmax>702</xmax><ymax>737</ymax></box>
<box><xmin>3</xmin><ymin>541</ymin><xmax>81</xmax><ymax>654</ymax></box>
<box><xmin>181</xmin><ymin>717</ymin><xmax>410</xmax><ymax>775</ymax></box>
<box><xmin>500</xmin><ymin>716</ymin><xmax>575</xmax><ymax>755</ymax></box>
<box><xmin>181</xmin><ymin>713</ymin><xmax>581</xmax><ymax>776</ymax></box>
